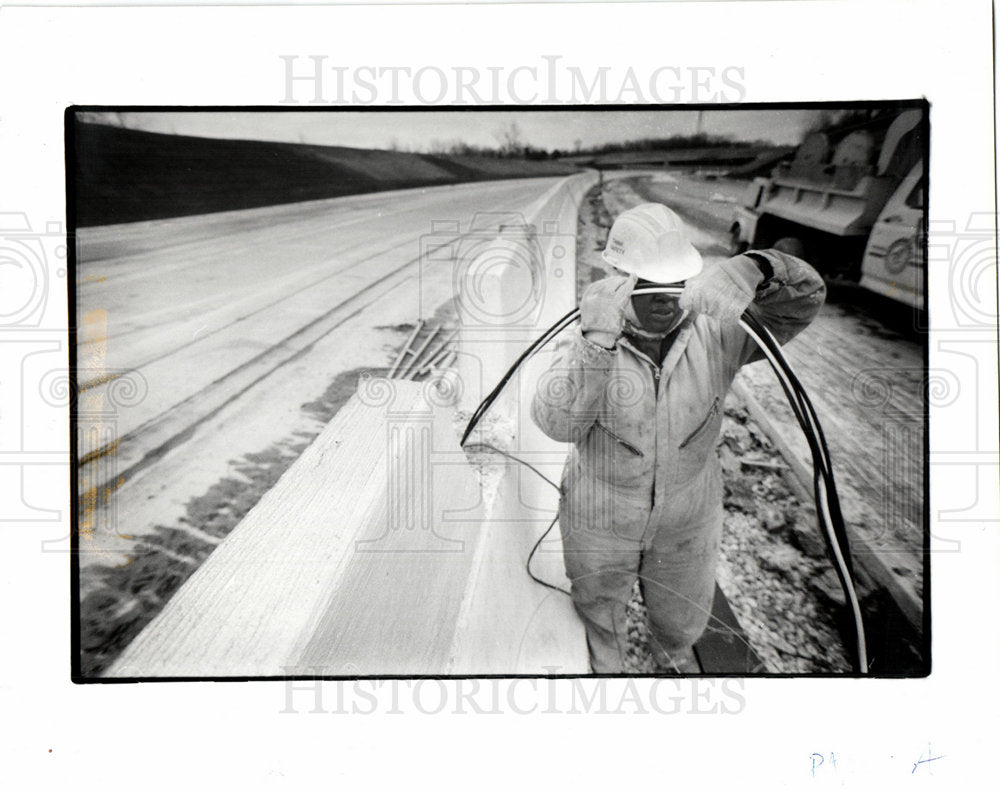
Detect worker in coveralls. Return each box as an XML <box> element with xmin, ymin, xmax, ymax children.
<box><xmin>531</xmin><ymin>203</ymin><xmax>825</xmax><ymax>673</ymax></box>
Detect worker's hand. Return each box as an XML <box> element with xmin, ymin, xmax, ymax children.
<box><xmin>679</xmin><ymin>255</ymin><xmax>765</xmax><ymax>324</ymax></box>
<box><xmin>579</xmin><ymin>273</ymin><xmax>638</xmax><ymax>349</ymax></box>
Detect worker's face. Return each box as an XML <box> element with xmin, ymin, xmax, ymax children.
<box><xmin>631</xmin><ymin>278</ymin><xmax>684</xmax><ymax>332</ymax></box>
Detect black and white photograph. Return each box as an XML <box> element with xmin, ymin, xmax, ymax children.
<box><xmin>1</xmin><ymin>1</ymin><xmax>996</xmax><ymax>787</ymax></box>
<box><xmin>70</xmin><ymin>105</ymin><xmax>928</xmax><ymax>679</ymax></box>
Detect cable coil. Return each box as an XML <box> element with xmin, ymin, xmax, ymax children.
<box><xmin>460</xmin><ymin>285</ymin><xmax>868</xmax><ymax>674</ymax></box>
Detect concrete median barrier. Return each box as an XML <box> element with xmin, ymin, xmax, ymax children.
<box><xmin>106</xmin><ymin>172</ymin><xmax>596</xmax><ymax>677</ymax></box>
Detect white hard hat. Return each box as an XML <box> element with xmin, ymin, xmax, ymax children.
<box><xmin>601</xmin><ymin>203</ymin><xmax>703</xmax><ymax>283</ymax></box>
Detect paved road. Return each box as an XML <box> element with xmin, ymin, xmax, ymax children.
<box><xmin>76</xmin><ymin>176</ymin><xmax>574</xmax><ymax>566</ymax></box>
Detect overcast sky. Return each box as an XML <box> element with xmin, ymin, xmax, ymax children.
<box><xmin>97</xmin><ymin>109</ymin><xmax>824</xmax><ymax>152</ymax></box>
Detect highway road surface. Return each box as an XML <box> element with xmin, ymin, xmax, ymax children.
<box><xmin>76</xmin><ymin>176</ymin><xmax>577</xmax><ymax>571</ymax></box>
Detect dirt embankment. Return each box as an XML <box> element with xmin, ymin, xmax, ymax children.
<box><xmin>73</xmin><ymin>121</ymin><xmax>582</xmax><ymax>226</ymax></box>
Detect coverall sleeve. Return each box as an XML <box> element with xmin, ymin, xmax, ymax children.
<box><xmin>721</xmin><ymin>249</ymin><xmax>827</xmax><ymax>371</ymax></box>
<box><xmin>531</xmin><ymin>325</ymin><xmax>617</xmax><ymax>443</ymax></box>
<box><xmin>722</xmin><ymin>250</ymin><xmax>826</xmax><ymax>369</ymax></box>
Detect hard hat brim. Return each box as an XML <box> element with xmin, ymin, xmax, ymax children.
<box><xmin>601</xmin><ymin>239</ymin><xmax>704</xmax><ymax>284</ymax></box>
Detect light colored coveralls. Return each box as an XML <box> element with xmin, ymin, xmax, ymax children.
<box><xmin>531</xmin><ymin>250</ymin><xmax>825</xmax><ymax>672</ymax></box>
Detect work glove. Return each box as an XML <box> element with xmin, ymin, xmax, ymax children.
<box><xmin>679</xmin><ymin>255</ymin><xmax>765</xmax><ymax>325</ymax></box>
<box><xmin>579</xmin><ymin>273</ymin><xmax>638</xmax><ymax>349</ymax></box>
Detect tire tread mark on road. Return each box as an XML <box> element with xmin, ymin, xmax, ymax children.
<box><xmin>77</xmin><ymin>176</ymin><xmax>569</xmax><ymax>492</ymax></box>
<box><xmin>78</xmin><ymin>272</ymin><xmax>414</xmax><ymax>493</ymax></box>
<box><xmin>79</xmin><ymin>201</ymin><xmax>385</xmax><ymax>281</ymax></box>
<box><xmin>77</xmin><ymin>190</ymin><xmax>421</xmax><ymax>265</ymax></box>
<box><xmin>77</xmin><ymin>229</ymin><xmax>475</xmax><ymax>497</ymax></box>
<box><xmin>78</xmin><ymin>182</ymin><xmax>533</xmax><ymax>348</ymax></box>
<box><xmin>79</xmin><ymin>178</ymin><xmax>540</xmax><ymax>268</ymax></box>
<box><xmin>99</xmin><ymin>297</ymin><xmax>400</xmax><ymax>480</ymax></box>
<box><xmin>77</xmin><ymin>234</ymin><xmax>418</xmax><ymax>392</ymax></box>
<box><xmin>78</xmin><ymin>180</ymin><xmax>549</xmax><ymax>388</ymax></box>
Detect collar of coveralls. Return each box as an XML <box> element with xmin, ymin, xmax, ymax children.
<box><xmin>623</xmin><ymin>300</ymin><xmax>689</xmax><ymax>341</ymax></box>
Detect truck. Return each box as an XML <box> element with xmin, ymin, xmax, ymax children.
<box><xmin>731</xmin><ymin>109</ymin><xmax>925</xmax><ymax>310</ymax></box>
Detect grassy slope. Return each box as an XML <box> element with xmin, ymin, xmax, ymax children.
<box><xmin>73</xmin><ymin>122</ymin><xmax>581</xmax><ymax>227</ymax></box>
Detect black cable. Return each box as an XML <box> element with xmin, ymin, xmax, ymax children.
<box><xmin>463</xmin><ymin>440</ymin><xmax>782</xmax><ymax>663</ymax></box>
<box><xmin>745</xmin><ymin>319</ymin><xmax>852</xmax><ymax>574</ymax></box>
<box><xmin>460</xmin><ymin>308</ymin><xmax>578</xmax><ymax>446</ymax></box>
<box><xmin>525</xmin><ymin>515</ymin><xmax>572</xmax><ymax>597</ymax></box>
<box><xmin>741</xmin><ymin>314</ymin><xmax>855</xmax><ymax>579</ymax></box>
<box><xmin>738</xmin><ymin>313</ymin><xmax>864</xmax><ymax>670</ymax></box>
<box><xmin>744</xmin><ymin>313</ymin><xmax>838</xmax><ymax>483</ymax></box>
<box><xmin>462</xmin><ymin>442</ymin><xmax>560</xmax><ymax>493</ymax></box>
<box><xmin>463</xmin><ymin>442</ymin><xmax>571</xmax><ymax>597</ymax></box>
<box><xmin>459</xmin><ymin>287</ymin><xmax>867</xmax><ymax>672</ymax></box>
<box><xmin>464</xmin><ymin>441</ymin><xmax>808</xmax><ymax>662</ymax></box>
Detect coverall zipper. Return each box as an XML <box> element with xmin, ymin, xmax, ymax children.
<box><xmin>650</xmin><ymin>367</ymin><xmax>660</xmax><ymax>512</ymax></box>
<box><xmin>622</xmin><ymin>343</ymin><xmax>662</xmax><ymax>514</ymax></box>
<box><xmin>616</xmin><ymin>337</ymin><xmax>668</xmax><ymax>528</ymax></box>
<box><xmin>594</xmin><ymin>421</ymin><xmax>644</xmax><ymax>456</ymax></box>
<box><xmin>679</xmin><ymin>396</ymin><xmax>721</xmax><ymax>449</ymax></box>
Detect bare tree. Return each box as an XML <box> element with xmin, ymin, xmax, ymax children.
<box><xmin>427</xmin><ymin>138</ymin><xmax>451</xmax><ymax>155</ymax></box>
<box><xmin>494</xmin><ymin>121</ymin><xmax>524</xmax><ymax>157</ymax></box>
<box><xmin>801</xmin><ymin>111</ymin><xmax>837</xmax><ymax>139</ymax></box>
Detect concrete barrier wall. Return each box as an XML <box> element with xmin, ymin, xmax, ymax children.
<box><xmin>452</xmin><ymin>171</ymin><xmax>598</xmax><ymax>673</ymax></box>
<box><xmin>455</xmin><ymin>172</ymin><xmax>598</xmax><ymax>415</ymax></box>
<box><xmin>107</xmin><ymin>172</ymin><xmax>597</xmax><ymax>676</ymax></box>
<box><xmin>107</xmin><ymin>380</ymin><xmax>486</xmax><ymax>676</ymax></box>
